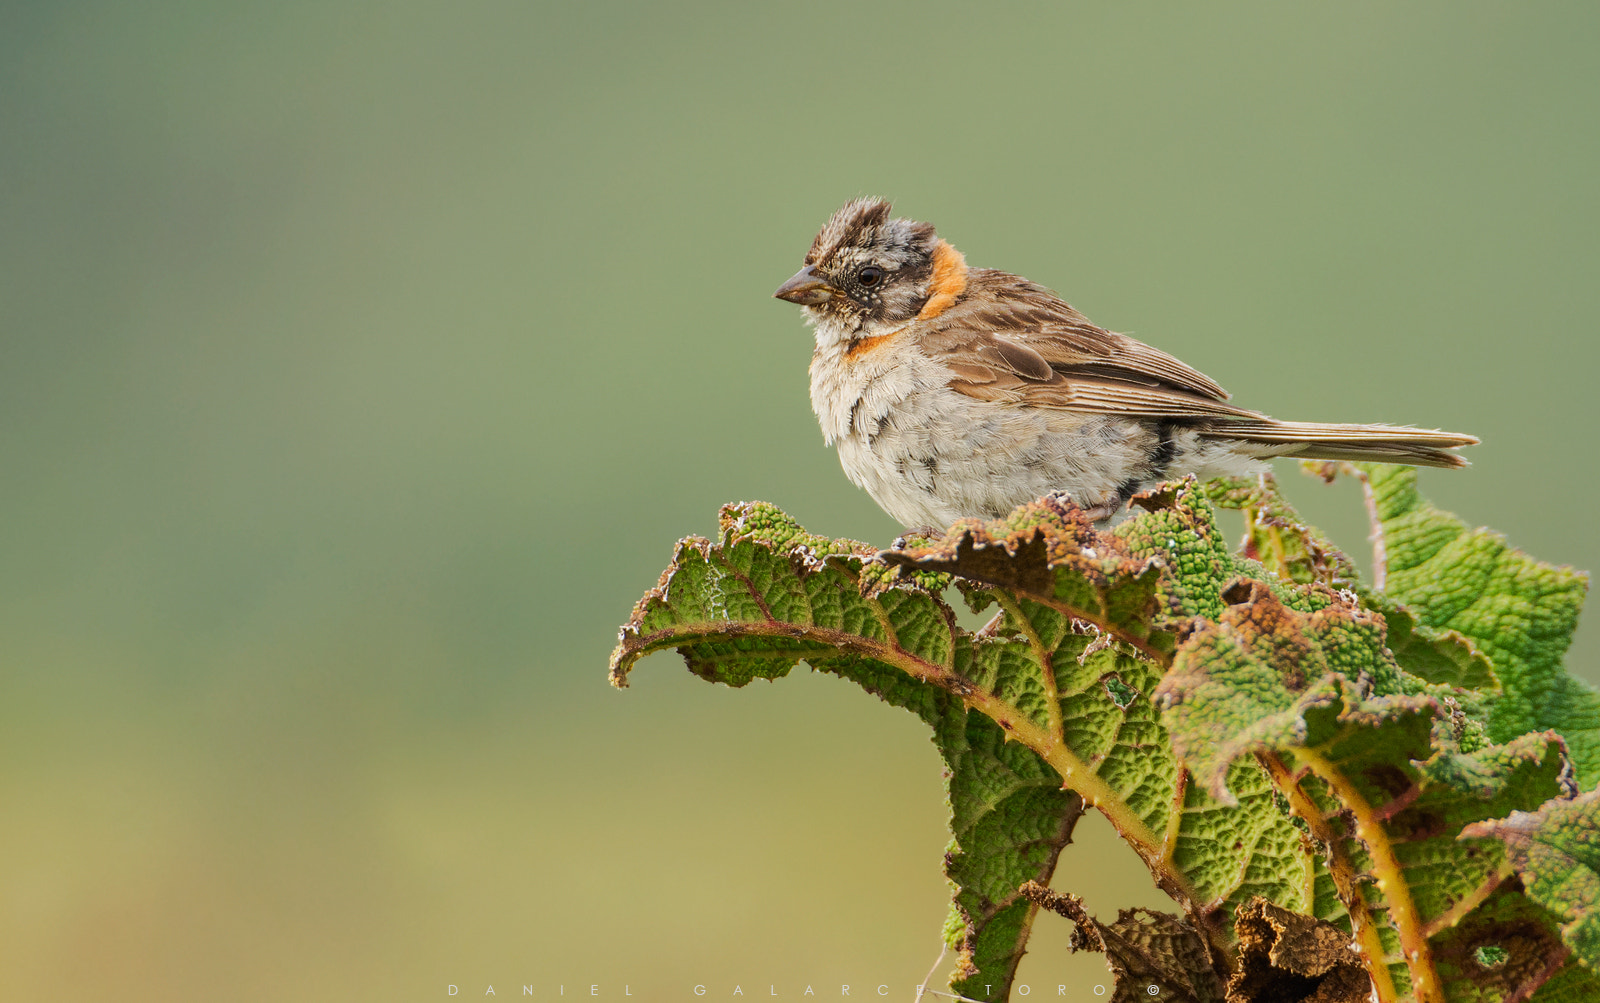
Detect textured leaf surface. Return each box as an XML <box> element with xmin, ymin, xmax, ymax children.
<box><xmin>1202</xmin><ymin>475</ymin><xmax>1359</xmax><ymax>590</ymax></box>
<box><xmin>612</xmin><ymin>471</ymin><xmax>1592</xmax><ymax>1001</ymax></box>
<box><xmin>1355</xmin><ymin>464</ymin><xmax>1597</xmax><ymax>784</ymax></box>
<box><xmin>1158</xmin><ymin>582</ymin><xmax>1573</xmax><ymax>1001</ymax></box>
<box><xmin>612</xmin><ymin>502</ymin><xmax>1088</xmax><ymax>997</ymax></box>
<box><xmin>1228</xmin><ymin>897</ymin><xmax>1370</xmax><ymax>1003</ymax></box>
<box><xmin>1117</xmin><ymin>478</ymin><xmax>1249</xmax><ymax>622</ymax></box>
<box><xmin>880</xmin><ymin>492</ymin><xmax>1173</xmax><ymax>658</ymax></box>
<box><xmin>1156</xmin><ymin>581</ymin><xmax>1413</xmax><ymax>804</ymax></box>
<box><xmin>1021</xmin><ymin>882</ymin><xmax>1225</xmax><ymax>1003</ymax></box>
<box><xmin>614</xmin><ymin>492</ymin><xmax>1317</xmax><ymax>993</ymax></box>
<box><xmin>886</xmin><ymin>484</ymin><xmax>1319</xmax><ymax>928</ymax></box>
<box><xmin>1428</xmin><ymin>885</ymin><xmax>1600</xmax><ymax>1003</ymax></box>
<box><xmin>1464</xmin><ymin>788</ymin><xmax>1600</xmax><ymax>977</ymax></box>
<box><xmin>1380</xmin><ymin>604</ymin><xmax>1501</xmax><ymax>696</ymax></box>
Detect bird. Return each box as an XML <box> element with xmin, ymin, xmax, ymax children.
<box><xmin>773</xmin><ymin>197</ymin><xmax>1477</xmax><ymax>528</ymax></box>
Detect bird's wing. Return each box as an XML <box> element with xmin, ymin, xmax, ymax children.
<box><xmin>922</xmin><ymin>268</ymin><xmax>1242</xmax><ymax>413</ymax></box>
<box><xmin>921</xmin><ymin>269</ymin><xmax>1232</xmax><ymax>403</ymax></box>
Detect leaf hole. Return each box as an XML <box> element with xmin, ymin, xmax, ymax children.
<box><xmin>1104</xmin><ymin>675</ymin><xmax>1138</xmax><ymax>709</ymax></box>
<box><xmin>1220</xmin><ymin>579</ymin><xmax>1256</xmax><ymax>606</ymax></box>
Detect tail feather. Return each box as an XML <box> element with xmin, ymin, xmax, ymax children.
<box><xmin>1215</xmin><ymin>419</ymin><xmax>1478</xmax><ymax>469</ymax></box>
<box><xmin>1280</xmin><ymin>441</ymin><xmax>1469</xmax><ymax>469</ymax></box>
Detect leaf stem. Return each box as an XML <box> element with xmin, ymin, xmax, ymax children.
<box><xmin>618</xmin><ymin>615</ymin><xmax>1205</xmax><ymax>910</ymax></box>
<box><xmin>1419</xmin><ymin>859</ymin><xmax>1512</xmax><ymax>940</ymax></box>
<box><xmin>1027</xmin><ymin>594</ymin><xmax>1172</xmax><ymax>667</ymax></box>
<box><xmin>914</xmin><ymin>944</ymin><xmax>947</xmax><ymax>1003</ymax></box>
<box><xmin>1161</xmin><ymin>769</ymin><xmax>1187</xmax><ymax>864</ymax></box>
<box><xmin>1292</xmin><ymin>748</ymin><xmax>1444</xmax><ymax>1003</ymax></box>
<box><xmin>1267</xmin><ymin>524</ymin><xmax>1291</xmax><ymax>581</ymax></box>
<box><xmin>1259</xmin><ymin>753</ymin><xmax>1398</xmax><ymax>1003</ymax></box>
<box><xmin>1344</xmin><ymin>462</ymin><xmax>1388</xmax><ymax>592</ymax></box>
<box><xmin>861</xmin><ymin>619</ymin><xmax>1216</xmax><ymax>944</ymax></box>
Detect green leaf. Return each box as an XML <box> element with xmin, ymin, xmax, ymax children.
<box><xmin>612</xmin><ymin>473</ymin><xmax>1592</xmax><ymax>1001</ymax></box>
<box><xmin>1353</xmin><ymin>463</ymin><xmax>1598</xmax><ymax>785</ymax></box>
<box><xmin>939</xmin><ymin>712</ymin><xmax>1083</xmax><ymax>998</ymax></box>
<box><xmin>1156</xmin><ymin>583</ymin><xmax>1572</xmax><ymax>1001</ymax></box>
<box><xmin>880</xmin><ymin>485</ymin><xmax>1322</xmax><ymax>929</ymax></box>
<box><xmin>1201</xmin><ymin>474</ymin><xmax>1360</xmax><ymax>589</ymax></box>
<box><xmin>611</xmin><ymin>502</ymin><xmax>1086</xmax><ymax>998</ymax></box>
<box><xmin>1463</xmin><ymin>788</ymin><xmax>1600</xmax><ymax>976</ymax></box>
<box><xmin>1428</xmin><ymin>885</ymin><xmax>1600</xmax><ymax>1003</ymax></box>
<box><xmin>1155</xmin><ymin>580</ymin><xmax>1417</xmax><ymax>804</ymax></box>
<box><xmin>1115</xmin><ymin>478</ymin><xmax>1250</xmax><ymax>622</ymax></box>
<box><xmin>1379</xmin><ymin>603</ymin><xmax>1500</xmax><ymax>694</ymax></box>
<box><xmin>614</xmin><ymin>492</ymin><xmax>1318</xmax><ymax>994</ymax></box>
<box><xmin>880</xmin><ymin>493</ymin><xmax>1174</xmax><ymax>659</ymax></box>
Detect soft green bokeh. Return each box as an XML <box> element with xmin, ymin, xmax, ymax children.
<box><xmin>1</xmin><ymin>2</ymin><xmax>1595</xmax><ymax>999</ymax></box>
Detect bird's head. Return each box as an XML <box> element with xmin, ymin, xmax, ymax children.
<box><xmin>773</xmin><ymin>198</ymin><xmax>966</xmax><ymax>337</ymax></box>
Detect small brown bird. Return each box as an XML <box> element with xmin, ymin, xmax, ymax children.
<box><xmin>774</xmin><ymin>197</ymin><xmax>1477</xmax><ymax>527</ymax></box>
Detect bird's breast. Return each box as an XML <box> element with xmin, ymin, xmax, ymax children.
<box><xmin>808</xmin><ymin>331</ymin><xmax>930</xmax><ymax>447</ymax></box>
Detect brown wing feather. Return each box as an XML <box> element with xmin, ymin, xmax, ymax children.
<box><xmin>918</xmin><ymin>268</ymin><xmax>1478</xmax><ymax>467</ymax></box>
<box><xmin>1018</xmin><ymin>379</ymin><xmax>1264</xmax><ymax>420</ymax></box>
<box><xmin>921</xmin><ymin>269</ymin><xmax>1231</xmax><ymax>401</ymax></box>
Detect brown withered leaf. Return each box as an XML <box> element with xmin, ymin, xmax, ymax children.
<box><xmin>1020</xmin><ymin>881</ymin><xmax>1225</xmax><ymax>1003</ymax></box>
<box><xmin>1226</xmin><ymin>898</ymin><xmax>1370</xmax><ymax>1003</ymax></box>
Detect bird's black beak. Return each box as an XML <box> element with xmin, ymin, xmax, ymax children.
<box><xmin>773</xmin><ymin>265</ymin><xmax>836</xmax><ymax>306</ymax></box>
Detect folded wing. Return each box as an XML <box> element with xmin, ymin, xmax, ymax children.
<box><xmin>922</xmin><ymin>270</ymin><xmax>1477</xmax><ymax>469</ymax></box>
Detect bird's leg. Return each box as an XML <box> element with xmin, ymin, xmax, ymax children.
<box><xmin>891</xmin><ymin>527</ymin><xmax>942</xmax><ymax>550</ymax></box>
<box><xmin>1079</xmin><ymin>502</ymin><xmax>1121</xmax><ymax>523</ymax></box>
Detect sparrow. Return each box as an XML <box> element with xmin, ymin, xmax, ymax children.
<box><xmin>773</xmin><ymin>197</ymin><xmax>1477</xmax><ymax>528</ymax></box>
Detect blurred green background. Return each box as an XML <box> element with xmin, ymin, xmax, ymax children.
<box><xmin>2</xmin><ymin>2</ymin><xmax>1596</xmax><ymax>999</ymax></box>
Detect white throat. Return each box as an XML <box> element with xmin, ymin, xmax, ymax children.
<box><xmin>806</xmin><ymin>309</ymin><xmax>907</xmax><ymax>352</ymax></box>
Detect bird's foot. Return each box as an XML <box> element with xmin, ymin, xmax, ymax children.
<box><xmin>1079</xmin><ymin>502</ymin><xmax>1121</xmax><ymax>523</ymax></box>
<box><xmin>890</xmin><ymin>527</ymin><xmax>942</xmax><ymax>550</ymax></box>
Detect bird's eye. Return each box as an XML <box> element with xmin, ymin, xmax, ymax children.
<box><xmin>857</xmin><ymin>266</ymin><xmax>884</xmax><ymax>288</ymax></box>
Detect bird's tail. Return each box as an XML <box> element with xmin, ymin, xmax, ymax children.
<box><xmin>1217</xmin><ymin>419</ymin><xmax>1479</xmax><ymax>469</ymax></box>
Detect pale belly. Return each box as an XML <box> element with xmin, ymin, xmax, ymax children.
<box><xmin>831</xmin><ymin>386</ymin><xmax>1151</xmax><ymax>528</ymax></box>
<box><xmin>809</xmin><ymin>341</ymin><xmax>1261</xmax><ymax>528</ymax></box>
